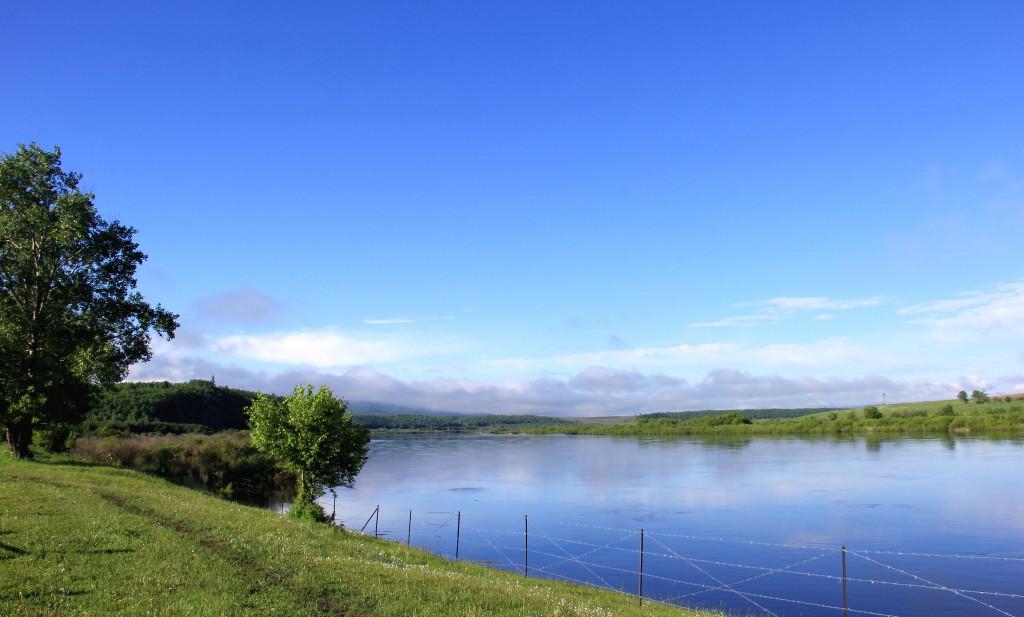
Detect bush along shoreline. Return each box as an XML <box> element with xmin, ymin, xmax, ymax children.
<box><xmin>70</xmin><ymin>431</ymin><xmax>296</xmax><ymax>504</ymax></box>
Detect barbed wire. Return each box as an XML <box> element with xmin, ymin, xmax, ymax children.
<box><xmin>557</xmin><ymin>521</ymin><xmax>837</xmax><ymax>551</ymax></box>
<box><xmin>851</xmin><ymin>548</ymin><xmax>1024</xmax><ymax>562</ymax></box>
<box><xmin>374</xmin><ymin>508</ymin><xmax>1024</xmax><ymax>564</ymax></box>
<box><xmin>849</xmin><ymin>550</ymin><xmax>1018</xmax><ymax>617</ymax></box>
<box><xmin>348</xmin><ymin>505</ymin><xmax>1023</xmax><ymax>617</ymax></box>
<box><xmin>538</xmin><ymin>530</ymin><xmax>618</xmax><ymax>591</ymax></box>
<box><xmin>645</xmin><ymin>532</ymin><xmax>779</xmax><ymax>617</ymax></box>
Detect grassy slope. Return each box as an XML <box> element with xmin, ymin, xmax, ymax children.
<box><xmin>0</xmin><ymin>454</ymin><xmax>722</xmax><ymax>617</ymax></box>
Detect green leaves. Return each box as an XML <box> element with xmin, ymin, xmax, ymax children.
<box><xmin>246</xmin><ymin>384</ymin><xmax>369</xmax><ymax>518</ymax></box>
<box><xmin>0</xmin><ymin>143</ymin><xmax>178</xmax><ymax>457</ymax></box>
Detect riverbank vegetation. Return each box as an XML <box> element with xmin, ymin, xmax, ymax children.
<box><xmin>638</xmin><ymin>407</ymin><xmax>841</xmax><ymax>421</ymax></box>
<box><xmin>0</xmin><ymin>453</ymin><xmax>722</xmax><ymax>617</ymax></box>
<box><xmin>71</xmin><ymin>431</ymin><xmax>295</xmax><ymax>503</ymax></box>
<box><xmin>520</xmin><ymin>397</ymin><xmax>1024</xmax><ymax>437</ymax></box>
<box><xmin>78</xmin><ymin>380</ymin><xmax>575</xmax><ymax>437</ymax></box>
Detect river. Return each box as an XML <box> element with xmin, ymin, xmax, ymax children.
<box><xmin>321</xmin><ymin>434</ymin><xmax>1024</xmax><ymax>617</ymax></box>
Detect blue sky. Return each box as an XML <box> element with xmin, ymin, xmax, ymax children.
<box><xmin>3</xmin><ymin>1</ymin><xmax>1023</xmax><ymax>415</ymax></box>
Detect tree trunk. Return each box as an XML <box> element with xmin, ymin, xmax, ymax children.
<box><xmin>6</xmin><ymin>421</ymin><xmax>33</xmax><ymax>459</ymax></box>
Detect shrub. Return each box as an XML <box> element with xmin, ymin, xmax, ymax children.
<box><xmin>33</xmin><ymin>423</ymin><xmax>77</xmax><ymax>453</ymax></box>
<box><xmin>72</xmin><ymin>432</ymin><xmax>294</xmax><ymax>503</ymax></box>
<box><xmin>863</xmin><ymin>406</ymin><xmax>883</xmax><ymax>420</ymax></box>
<box><xmin>704</xmin><ymin>412</ymin><xmax>753</xmax><ymax>426</ymax></box>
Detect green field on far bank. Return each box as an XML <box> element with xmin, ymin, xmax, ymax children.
<box><xmin>521</xmin><ymin>396</ymin><xmax>1024</xmax><ymax>437</ymax></box>
<box><xmin>0</xmin><ymin>453</ymin><xmax>724</xmax><ymax>617</ymax></box>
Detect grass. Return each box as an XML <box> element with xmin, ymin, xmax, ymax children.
<box><xmin>524</xmin><ymin>397</ymin><xmax>1024</xmax><ymax>437</ymax></box>
<box><xmin>0</xmin><ymin>452</ymin><xmax>726</xmax><ymax>617</ymax></box>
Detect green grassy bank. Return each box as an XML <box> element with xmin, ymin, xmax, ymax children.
<box><xmin>0</xmin><ymin>453</ymin><xmax>723</xmax><ymax>617</ymax></box>
<box><xmin>524</xmin><ymin>398</ymin><xmax>1024</xmax><ymax>437</ymax></box>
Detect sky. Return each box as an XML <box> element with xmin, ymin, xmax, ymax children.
<box><xmin>3</xmin><ymin>1</ymin><xmax>1023</xmax><ymax>416</ymax></box>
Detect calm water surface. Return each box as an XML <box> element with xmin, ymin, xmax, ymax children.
<box><xmin>323</xmin><ymin>434</ymin><xmax>1024</xmax><ymax>617</ymax></box>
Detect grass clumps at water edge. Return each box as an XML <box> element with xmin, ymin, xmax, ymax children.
<box><xmin>0</xmin><ymin>453</ymin><xmax>724</xmax><ymax>617</ymax></box>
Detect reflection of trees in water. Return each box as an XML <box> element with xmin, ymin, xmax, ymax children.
<box><xmin>698</xmin><ymin>437</ymin><xmax>752</xmax><ymax>450</ymax></box>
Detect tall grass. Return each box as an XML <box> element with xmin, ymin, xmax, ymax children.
<box><xmin>72</xmin><ymin>432</ymin><xmax>294</xmax><ymax>502</ymax></box>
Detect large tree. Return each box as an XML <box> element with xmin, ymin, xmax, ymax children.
<box><xmin>247</xmin><ymin>385</ymin><xmax>369</xmax><ymax>522</ymax></box>
<box><xmin>0</xmin><ymin>143</ymin><xmax>178</xmax><ymax>458</ymax></box>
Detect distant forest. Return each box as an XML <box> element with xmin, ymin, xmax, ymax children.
<box><xmin>82</xmin><ymin>380</ymin><xmax>258</xmax><ymax>434</ymax></box>
<box><xmin>638</xmin><ymin>408</ymin><xmax>843</xmax><ymax>422</ymax></box>
<box><xmin>353</xmin><ymin>414</ymin><xmax>574</xmax><ymax>431</ymax></box>
<box><xmin>79</xmin><ymin>380</ymin><xmax>572</xmax><ymax>435</ymax></box>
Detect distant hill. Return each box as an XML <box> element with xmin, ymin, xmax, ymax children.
<box><xmin>81</xmin><ymin>380</ymin><xmax>555</xmax><ymax>435</ymax></box>
<box><xmin>347</xmin><ymin>401</ymin><xmax>466</xmax><ymax>417</ymax></box>
<box><xmin>353</xmin><ymin>414</ymin><xmax>575</xmax><ymax>432</ymax></box>
<box><xmin>638</xmin><ymin>408</ymin><xmax>844</xmax><ymax>422</ymax></box>
<box><xmin>83</xmin><ymin>382</ymin><xmax>846</xmax><ymax>435</ymax></box>
<box><xmin>564</xmin><ymin>416</ymin><xmax>637</xmax><ymax>425</ymax></box>
<box><xmin>84</xmin><ymin>380</ymin><xmax>258</xmax><ymax>433</ymax></box>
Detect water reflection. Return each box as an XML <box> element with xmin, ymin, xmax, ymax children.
<box><xmin>325</xmin><ymin>434</ymin><xmax>1024</xmax><ymax>617</ymax></box>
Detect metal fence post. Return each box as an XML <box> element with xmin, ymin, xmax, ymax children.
<box><xmin>524</xmin><ymin>515</ymin><xmax>529</xmax><ymax>576</ymax></box>
<box><xmin>360</xmin><ymin>505</ymin><xmax>380</xmax><ymax>535</ymax></box>
<box><xmin>407</xmin><ymin>510</ymin><xmax>412</xmax><ymax>546</ymax></box>
<box><xmin>456</xmin><ymin>511</ymin><xmax>461</xmax><ymax>560</ymax></box>
<box><xmin>842</xmin><ymin>545</ymin><xmax>848</xmax><ymax>617</ymax></box>
<box><xmin>639</xmin><ymin>529</ymin><xmax>644</xmax><ymax>606</ymax></box>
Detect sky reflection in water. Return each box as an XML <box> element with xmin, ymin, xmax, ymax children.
<box><xmin>325</xmin><ymin>434</ymin><xmax>1024</xmax><ymax>616</ymax></box>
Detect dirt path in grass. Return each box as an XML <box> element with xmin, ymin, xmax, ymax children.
<box><xmin>96</xmin><ymin>492</ymin><xmax>354</xmax><ymax>617</ymax></box>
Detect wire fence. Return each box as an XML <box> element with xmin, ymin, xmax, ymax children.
<box><xmin>346</xmin><ymin>506</ymin><xmax>1023</xmax><ymax>617</ymax></box>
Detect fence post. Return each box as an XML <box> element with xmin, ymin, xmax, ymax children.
<box><xmin>407</xmin><ymin>510</ymin><xmax>412</xmax><ymax>546</ymax></box>
<box><xmin>524</xmin><ymin>515</ymin><xmax>529</xmax><ymax>576</ymax></box>
<box><xmin>842</xmin><ymin>545</ymin><xmax>848</xmax><ymax>617</ymax></box>
<box><xmin>456</xmin><ymin>511</ymin><xmax>461</xmax><ymax>560</ymax></box>
<box><xmin>375</xmin><ymin>505</ymin><xmax>380</xmax><ymax>538</ymax></box>
<box><xmin>360</xmin><ymin>505</ymin><xmax>379</xmax><ymax>535</ymax></box>
<box><xmin>638</xmin><ymin>529</ymin><xmax>644</xmax><ymax>606</ymax></box>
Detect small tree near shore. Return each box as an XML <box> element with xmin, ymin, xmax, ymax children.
<box><xmin>246</xmin><ymin>385</ymin><xmax>369</xmax><ymax>523</ymax></box>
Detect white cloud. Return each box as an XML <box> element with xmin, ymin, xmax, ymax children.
<box><xmin>363</xmin><ymin>315</ymin><xmax>455</xmax><ymax>325</ymax></box>
<box><xmin>691</xmin><ymin>295</ymin><xmax>889</xmax><ymax>327</ymax></box>
<box><xmin>689</xmin><ymin>315</ymin><xmax>771</xmax><ymax>328</ymax></box>
<box><xmin>130</xmin><ymin>282</ymin><xmax>1024</xmax><ymax>416</ymax></box>
<box><xmin>488</xmin><ymin>338</ymin><xmax>876</xmax><ymax>373</ymax></box>
<box><xmin>752</xmin><ymin>296</ymin><xmax>889</xmax><ymax>312</ymax></box>
<box><xmin>899</xmin><ymin>293</ymin><xmax>992</xmax><ymax>315</ymax></box>
<box><xmin>129</xmin><ymin>356</ymin><xmax>993</xmax><ymax>416</ymax></box>
<box><xmin>213</xmin><ymin>328</ymin><xmax>418</xmax><ymax>368</ymax></box>
<box><xmin>900</xmin><ymin>281</ymin><xmax>1024</xmax><ymax>338</ymax></box>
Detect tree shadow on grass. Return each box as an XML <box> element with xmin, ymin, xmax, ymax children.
<box><xmin>0</xmin><ymin>533</ymin><xmax>28</xmax><ymax>557</ymax></box>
